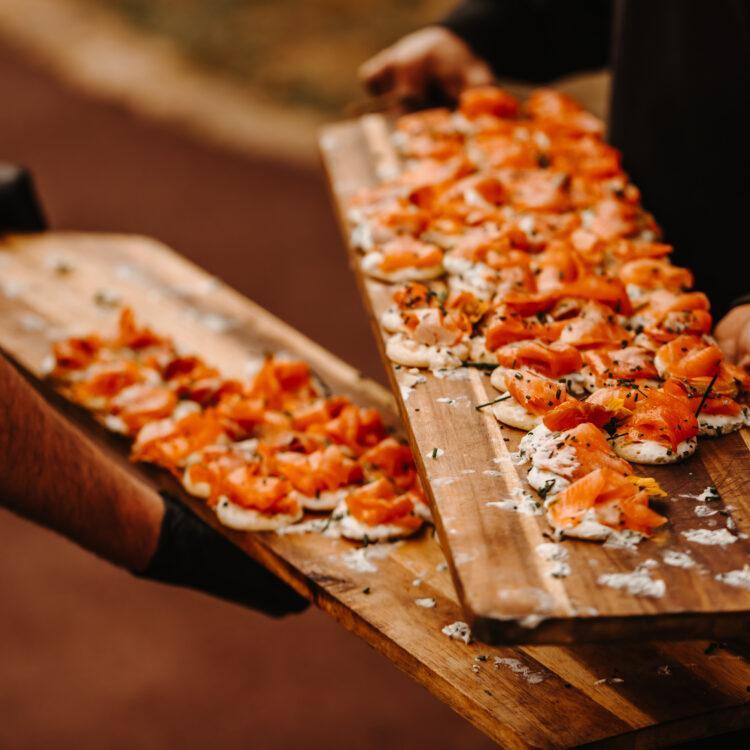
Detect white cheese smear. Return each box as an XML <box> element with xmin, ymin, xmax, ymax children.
<box><xmin>598</xmin><ymin>563</ymin><xmax>666</xmax><ymax>598</ymax></box>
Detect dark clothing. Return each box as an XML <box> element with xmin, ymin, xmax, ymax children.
<box><xmin>442</xmin><ymin>0</ymin><xmax>750</xmax><ymax>315</ymax></box>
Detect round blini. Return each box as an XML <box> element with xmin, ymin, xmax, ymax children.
<box><xmin>335</xmin><ymin>501</ymin><xmax>424</xmax><ymax>542</ymax></box>
<box><xmin>361</xmin><ymin>251</ymin><xmax>443</xmax><ymax>283</ymax></box>
<box><xmin>491</xmin><ymin>394</ymin><xmax>542</xmax><ymax>431</ymax></box>
<box><xmin>612</xmin><ymin>436</ymin><xmax>697</xmax><ymax>465</ymax></box>
<box><xmin>698</xmin><ymin>408</ymin><xmax>750</xmax><ymax>437</ymax></box>
<box><xmin>292</xmin><ymin>487</ymin><xmax>351</xmax><ymax>513</ymax></box>
<box><xmin>380</xmin><ymin>307</ymin><xmax>407</xmax><ymax>334</ymax></box>
<box><xmin>385</xmin><ymin>333</ymin><xmax>467</xmax><ymax>370</ymax></box>
<box><xmin>215</xmin><ymin>496</ymin><xmax>303</xmax><ymax>531</ymax></box>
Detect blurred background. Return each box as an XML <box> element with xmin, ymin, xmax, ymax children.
<box><xmin>0</xmin><ymin>1</ymin><xmax>607</xmax><ymax>748</ymax></box>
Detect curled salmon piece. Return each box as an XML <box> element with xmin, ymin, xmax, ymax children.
<box><xmin>483</xmin><ymin>307</ymin><xmax>562</xmax><ymax>351</ymax></box>
<box><xmin>50</xmin><ymin>335</ymin><xmax>104</xmax><ymax>379</ymax></box>
<box><xmin>610</xmin><ymin>239</ymin><xmax>672</xmax><ymax>262</ymax></box>
<box><xmin>305</xmin><ymin>402</ymin><xmax>386</xmax><ymax>457</ymax></box>
<box><xmin>217</xmin><ymin>467</ymin><xmax>298</xmax><ymax>515</ymax></box>
<box><xmin>547</xmin><ymin>135</ymin><xmax>622</xmax><ymax>179</ymax></box>
<box><xmin>527</xmin><ymin>421</ymin><xmax>633</xmax><ymax>498</ymax></box>
<box><xmin>588</xmin><ymin>381</ymin><xmax>699</xmax><ymax>463</ymax></box>
<box><xmin>274</xmin><ymin>445</ymin><xmax>363</xmax><ymax>511</ymax></box>
<box><xmin>546</xmin><ymin>467</ymin><xmax>667</xmax><ymax>539</ymax></box>
<box><xmin>542</xmin><ymin>400</ymin><xmax>619</xmax><ymax>432</ymax></box>
<box><xmin>70</xmin><ymin>360</ymin><xmax>149</xmax><ymax>411</ymax></box>
<box><xmin>248</xmin><ymin>357</ymin><xmax>318</xmax><ymax>411</ymax></box>
<box><xmin>619</xmin><ymin>258</ymin><xmax>693</xmax><ymax>292</ymax></box>
<box><xmin>495</xmin><ymin>340</ymin><xmax>582</xmax><ymax>379</ymax></box>
<box><xmin>654</xmin><ymin>335</ymin><xmax>749</xmax><ymax>397</ymax></box>
<box><xmin>132</xmin><ymin>409</ymin><xmax>227</xmax><ymax>474</ymax></box>
<box><xmin>182</xmin><ymin>442</ymin><xmax>262</xmax><ymax>506</ymax></box>
<box><xmin>582</xmin><ymin>345</ymin><xmax>659</xmax><ymax>390</ymax></box>
<box><xmin>459</xmin><ymin>86</ymin><xmax>519</xmax><ymax>120</ymax></box>
<box><xmin>107</xmin><ymin>383</ymin><xmax>178</xmax><ymax>436</ymax></box>
<box><xmin>493</xmin><ymin>369</ymin><xmax>572</xmax><ymax>431</ymax></box>
<box><xmin>360</xmin><ymin>436</ymin><xmax>417</xmax><ymax>491</ymax></box>
<box><xmin>362</xmin><ymin>237</ymin><xmax>444</xmax><ymax>283</ymax></box>
<box><xmin>345</xmin><ymin>478</ymin><xmax>423</xmax><ymax>533</ymax></box>
<box><xmin>525</xmin><ymin>88</ymin><xmax>605</xmax><ymax>137</ymax></box>
<box><xmin>587</xmin><ymin>198</ymin><xmax>640</xmax><ymax>241</ymax></box>
<box><xmin>470</xmin><ymin>131</ymin><xmax>540</xmax><ymax>170</ymax></box>
<box><xmin>557</xmin><ymin>302</ymin><xmax>633</xmax><ymax>350</ymax></box>
<box><xmin>498</xmin><ymin>168</ymin><xmax>571</xmax><ymax>213</ymax></box>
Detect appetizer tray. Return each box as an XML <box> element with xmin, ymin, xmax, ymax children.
<box><xmin>320</xmin><ymin>114</ymin><xmax>750</xmax><ymax>644</ymax></box>
<box><xmin>3</xmin><ymin>231</ymin><xmax>750</xmax><ymax>748</ymax></box>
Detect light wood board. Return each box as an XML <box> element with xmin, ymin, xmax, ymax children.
<box><xmin>320</xmin><ymin>115</ymin><xmax>750</xmax><ymax>645</ymax></box>
<box><xmin>3</xmin><ymin>230</ymin><xmax>750</xmax><ymax>748</ymax></box>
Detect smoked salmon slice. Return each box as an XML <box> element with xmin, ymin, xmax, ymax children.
<box><xmin>495</xmin><ymin>340</ymin><xmax>582</xmax><ymax>379</ymax></box>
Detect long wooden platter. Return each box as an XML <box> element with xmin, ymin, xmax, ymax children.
<box><xmin>320</xmin><ymin>115</ymin><xmax>750</xmax><ymax>645</ymax></box>
<box><xmin>4</xmin><ymin>230</ymin><xmax>750</xmax><ymax>748</ymax></box>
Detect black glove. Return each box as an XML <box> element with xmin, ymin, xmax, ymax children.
<box><xmin>137</xmin><ymin>492</ymin><xmax>309</xmax><ymax>617</ymax></box>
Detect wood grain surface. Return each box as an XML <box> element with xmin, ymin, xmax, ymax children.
<box><xmin>2</xmin><ymin>230</ymin><xmax>750</xmax><ymax>748</ymax></box>
<box><xmin>319</xmin><ymin>115</ymin><xmax>750</xmax><ymax>645</ymax></box>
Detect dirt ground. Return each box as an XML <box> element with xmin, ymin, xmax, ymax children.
<box><xmin>0</xmin><ymin>36</ymin><xmax>496</xmax><ymax>750</ymax></box>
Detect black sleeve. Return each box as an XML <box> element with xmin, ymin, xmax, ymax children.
<box><xmin>440</xmin><ymin>0</ymin><xmax>614</xmax><ymax>83</ymax></box>
<box><xmin>137</xmin><ymin>492</ymin><xmax>309</xmax><ymax>617</ymax></box>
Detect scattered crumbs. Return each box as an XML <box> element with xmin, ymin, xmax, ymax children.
<box><xmin>509</xmin><ymin>451</ymin><xmax>527</xmax><ymax>466</ymax></box>
<box><xmin>694</xmin><ymin>505</ymin><xmax>718</xmax><ymax>517</ymax></box>
<box><xmin>460</xmin><ymin>468</ymin><xmax>476</xmax><ymax>475</ymax></box>
<box><xmin>113</xmin><ymin>263</ymin><xmax>143</xmax><ymax>282</ymax></box>
<box><xmin>662</xmin><ymin>549</ymin><xmax>696</xmax><ymax>569</ymax></box>
<box><xmin>493</xmin><ymin>657</ymin><xmax>546</xmax><ymax>685</ymax></box>
<box><xmin>433</xmin><ymin>368</ymin><xmax>469</xmax><ymax>381</ymax></box>
<box><xmin>430</xmin><ymin>447</ymin><xmax>445</xmax><ymax>459</ymax></box>
<box><xmin>679</xmin><ymin>486</ymin><xmax>720</xmax><ymax>503</ymax></box>
<box><xmin>362</xmin><ymin>587</ymin><xmax>371</xmax><ymax>595</ymax></box>
<box><xmin>436</xmin><ymin>395</ymin><xmax>468</xmax><ymax>407</ymax></box>
<box><xmin>200</xmin><ymin>312</ymin><xmax>237</xmax><ymax>333</ymax></box>
<box><xmin>471</xmin><ymin>664</ymin><xmax>481</xmax><ymax>674</ymax></box>
<box><xmin>436</xmin><ymin>562</ymin><xmax>449</xmax><ymax>572</ymax></box>
<box><xmin>16</xmin><ymin>312</ymin><xmax>46</xmax><ymax>332</ymax></box>
<box><xmin>0</xmin><ymin>279</ymin><xmax>26</xmax><ymax>299</ymax></box>
<box><xmin>491</xmin><ymin>457</ymin><xmax>505</xmax><ymax>465</ymax></box>
<box><xmin>93</xmin><ymin>288</ymin><xmax>122</xmax><ymax>308</ymax></box>
<box><xmin>681</xmin><ymin>528</ymin><xmax>737</xmax><ymax>546</ymax></box>
<box><xmin>483</xmin><ymin>469</ymin><xmax>504</xmax><ymax>477</ymax></box>
<box><xmin>487</xmin><ymin>488</ymin><xmax>543</xmax><ymax>516</ymax></box>
<box><xmin>432</xmin><ymin>476</ymin><xmax>456</xmax><ymax>487</ymax></box>
<box><xmin>193</xmin><ymin>276</ymin><xmax>220</xmax><ymax>295</ymax></box>
<box><xmin>412</xmin><ymin>577</ymin><xmax>423</xmax><ymax>587</ymax></box>
<box><xmin>442</xmin><ymin>621</ymin><xmax>472</xmax><ymax>644</ymax></box>
<box><xmin>415</xmin><ymin>597</ymin><xmax>437</xmax><ymax>609</ymax></box>
<box><xmin>399</xmin><ymin>370</ymin><xmax>426</xmax><ymax>401</ymax></box>
<box><xmin>338</xmin><ymin>543</ymin><xmax>397</xmax><ymax>573</ymax></box>
<box><xmin>657</xmin><ymin>665</ymin><xmax>672</xmax><ymax>677</ymax></box>
<box><xmin>454</xmin><ymin>551</ymin><xmax>477</xmax><ymax>565</ymax></box>
<box><xmin>603</xmin><ymin>530</ymin><xmax>644</xmax><ymax>551</ymax></box>
<box><xmin>716</xmin><ymin>565</ymin><xmax>750</xmax><ymax>591</ymax></box>
<box><xmin>594</xmin><ymin>677</ymin><xmax>625</xmax><ymax>686</ymax></box>
<box><xmin>597</xmin><ymin>563</ymin><xmax>666</xmax><ymax>598</ymax></box>
<box><xmin>727</xmin><ymin>516</ymin><xmax>737</xmax><ymax>531</ymax></box>
<box><xmin>475</xmin><ymin>655</ymin><xmax>488</xmax><ymax>662</ymax></box>
<box><xmin>535</xmin><ymin>542</ymin><xmax>571</xmax><ymax>578</ymax></box>
<box><xmin>45</xmin><ymin>254</ymin><xmax>74</xmax><ymax>276</ymax></box>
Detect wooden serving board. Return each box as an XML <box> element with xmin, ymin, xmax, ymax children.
<box><xmin>320</xmin><ymin>115</ymin><xmax>750</xmax><ymax>645</ymax></box>
<box><xmin>3</xmin><ymin>230</ymin><xmax>750</xmax><ymax>748</ymax></box>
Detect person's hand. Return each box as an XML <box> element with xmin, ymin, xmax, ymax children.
<box><xmin>359</xmin><ymin>26</ymin><xmax>493</xmax><ymax>107</ymax></box>
<box><xmin>715</xmin><ymin>303</ymin><xmax>750</xmax><ymax>369</ymax></box>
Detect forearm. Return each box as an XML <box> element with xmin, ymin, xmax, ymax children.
<box><xmin>441</xmin><ymin>0</ymin><xmax>614</xmax><ymax>83</ymax></box>
<box><xmin>0</xmin><ymin>353</ymin><xmax>163</xmax><ymax>571</ymax></box>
